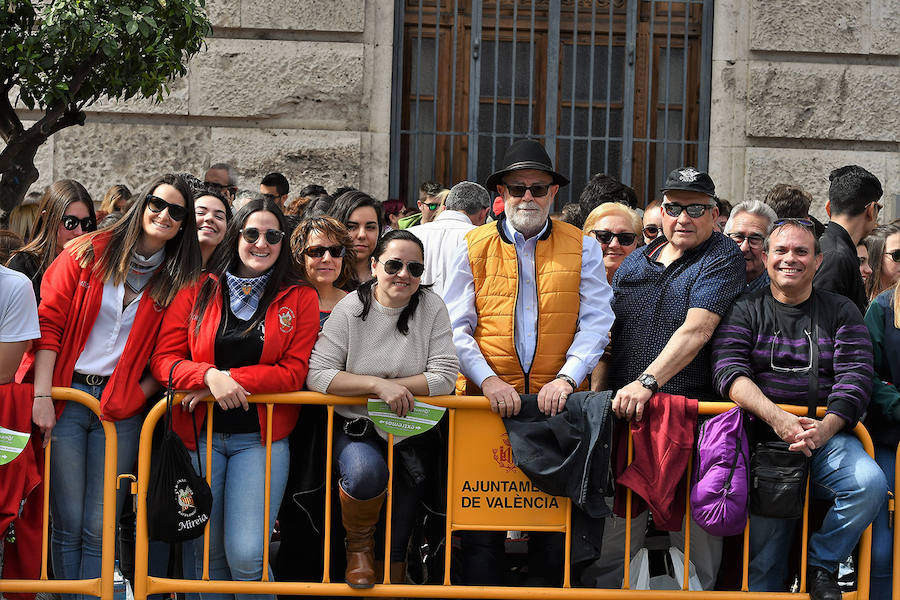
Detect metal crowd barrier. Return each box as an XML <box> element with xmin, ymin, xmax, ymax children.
<box><xmin>0</xmin><ymin>390</ymin><xmax>877</xmax><ymax>599</ymax></box>
<box><xmin>0</xmin><ymin>387</ymin><xmax>120</xmax><ymax>600</ymax></box>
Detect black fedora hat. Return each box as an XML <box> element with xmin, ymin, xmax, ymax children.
<box><xmin>484</xmin><ymin>139</ymin><xmax>569</xmax><ymax>190</ymax></box>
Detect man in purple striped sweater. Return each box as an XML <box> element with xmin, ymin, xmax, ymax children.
<box><xmin>711</xmin><ymin>219</ymin><xmax>886</xmax><ymax>600</ymax></box>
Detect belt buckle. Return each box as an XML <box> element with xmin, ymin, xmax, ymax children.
<box><xmin>85</xmin><ymin>374</ymin><xmax>104</xmax><ymax>386</ymax></box>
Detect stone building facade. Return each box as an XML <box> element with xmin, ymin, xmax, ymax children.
<box><xmin>12</xmin><ymin>0</ymin><xmax>900</xmax><ymax>216</ymax></box>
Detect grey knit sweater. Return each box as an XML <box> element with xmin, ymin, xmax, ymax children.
<box><xmin>306</xmin><ymin>286</ymin><xmax>460</xmax><ymax>422</ymax></box>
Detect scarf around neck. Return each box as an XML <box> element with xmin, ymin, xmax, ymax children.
<box><xmin>126</xmin><ymin>248</ymin><xmax>165</xmax><ymax>293</ymax></box>
<box><xmin>224</xmin><ymin>270</ymin><xmax>271</xmax><ymax>320</ymax></box>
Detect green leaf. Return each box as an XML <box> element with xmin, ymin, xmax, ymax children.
<box><xmin>125</xmin><ymin>19</ymin><xmax>137</xmax><ymax>34</ymax></box>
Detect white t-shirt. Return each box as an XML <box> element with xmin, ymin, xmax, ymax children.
<box><xmin>0</xmin><ymin>264</ymin><xmax>40</xmax><ymax>342</ymax></box>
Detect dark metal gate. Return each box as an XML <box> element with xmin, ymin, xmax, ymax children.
<box><xmin>389</xmin><ymin>0</ymin><xmax>713</xmax><ymax>209</ymax></box>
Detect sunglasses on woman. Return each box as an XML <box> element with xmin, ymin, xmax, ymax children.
<box><xmin>241</xmin><ymin>228</ymin><xmax>285</xmax><ymax>245</ymax></box>
<box><xmin>146</xmin><ymin>194</ymin><xmax>187</xmax><ymax>222</ymax></box>
<box><xmin>305</xmin><ymin>245</ymin><xmax>346</xmax><ymax>258</ymax></box>
<box><xmin>590</xmin><ymin>230</ymin><xmax>637</xmax><ymax>245</ymax></box>
<box><xmin>61</xmin><ymin>215</ymin><xmax>95</xmax><ymax>231</ymax></box>
<box><xmin>885</xmin><ymin>250</ymin><xmax>900</xmax><ymax>263</ymax></box>
<box><xmin>377</xmin><ymin>258</ymin><xmax>425</xmax><ymax>278</ymax></box>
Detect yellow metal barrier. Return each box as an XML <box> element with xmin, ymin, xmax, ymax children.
<box><xmin>0</xmin><ymin>387</ymin><xmax>119</xmax><ymax>600</ymax></box>
<box><xmin>129</xmin><ymin>393</ymin><xmax>877</xmax><ymax>600</ymax></box>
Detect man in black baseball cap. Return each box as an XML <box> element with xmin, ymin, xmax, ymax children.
<box><xmin>593</xmin><ymin>165</ymin><xmax>745</xmax><ymax>590</ymax></box>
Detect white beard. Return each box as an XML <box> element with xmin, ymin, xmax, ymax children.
<box><xmin>506</xmin><ymin>201</ymin><xmax>550</xmax><ymax>237</ymax></box>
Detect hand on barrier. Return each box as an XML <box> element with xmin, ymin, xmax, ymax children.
<box><xmin>481</xmin><ymin>375</ymin><xmax>520</xmax><ymax>417</ymax></box>
<box><xmin>374</xmin><ymin>378</ymin><xmax>415</xmax><ymax>418</ymax></box>
<box><xmin>537</xmin><ymin>377</ymin><xmax>574</xmax><ymax>416</ymax></box>
<box><xmin>204</xmin><ymin>368</ymin><xmax>250</xmax><ymax>411</ymax></box>
<box><xmin>181</xmin><ymin>387</ymin><xmax>212</xmax><ymax>412</ymax></box>
<box><xmin>32</xmin><ymin>395</ymin><xmax>56</xmax><ymax>447</ymax></box>
<box><xmin>612</xmin><ymin>380</ymin><xmax>653</xmax><ymax>422</ymax></box>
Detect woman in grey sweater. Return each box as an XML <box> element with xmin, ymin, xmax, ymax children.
<box><xmin>306</xmin><ymin>229</ymin><xmax>459</xmax><ymax>590</ymax></box>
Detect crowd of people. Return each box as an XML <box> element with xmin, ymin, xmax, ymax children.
<box><xmin>0</xmin><ymin>140</ymin><xmax>896</xmax><ymax>600</ymax></box>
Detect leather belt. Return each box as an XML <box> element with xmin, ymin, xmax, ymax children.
<box><xmin>72</xmin><ymin>372</ymin><xmax>110</xmax><ymax>387</ymax></box>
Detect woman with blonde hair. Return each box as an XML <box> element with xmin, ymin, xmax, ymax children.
<box><xmin>583</xmin><ymin>202</ymin><xmax>642</xmax><ymax>283</ymax></box>
<box><xmin>6</xmin><ymin>180</ymin><xmax>96</xmax><ymax>302</ymax></box>
<box><xmin>97</xmin><ymin>184</ymin><xmax>132</xmax><ymax>221</ymax></box>
<box><xmin>8</xmin><ymin>202</ymin><xmax>41</xmax><ymax>243</ymax></box>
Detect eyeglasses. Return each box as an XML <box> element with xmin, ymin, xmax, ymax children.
<box><xmin>885</xmin><ymin>250</ymin><xmax>900</xmax><ymax>263</ymax></box>
<box><xmin>504</xmin><ymin>183</ymin><xmax>552</xmax><ymax>198</ymax></box>
<box><xmin>662</xmin><ymin>203</ymin><xmax>714</xmax><ymax>218</ymax></box>
<box><xmin>60</xmin><ymin>215</ymin><xmax>95</xmax><ymax>232</ymax></box>
<box><xmin>642</xmin><ymin>224</ymin><xmax>661</xmax><ymax>238</ymax></box>
<box><xmin>377</xmin><ymin>258</ymin><xmax>425</xmax><ymax>278</ymax></box>
<box><xmin>305</xmin><ymin>245</ymin><xmax>346</xmax><ymax>259</ymax></box>
<box><xmin>773</xmin><ymin>218</ymin><xmax>815</xmax><ymax>229</ymax></box>
<box><xmin>770</xmin><ymin>329</ymin><xmax>813</xmax><ymax>373</ymax></box>
<box><xmin>146</xmin><ymin>195</ymin><xmax>187</xmax><ymax>222</ymax></box>
<box><xmin>424</xmin><ymin>202</ymin><xmax>440</xmax><ymax>211</ymax></box>
<box><xmin>241</xmin><ymin>227</ymin><xmax>285</xmax><ymax>245</ymax></box>
<box><xmin>590</xmin><ymin>230</ymin><xmax>637</xmax><ymax>246</ymax></box>
<box><xmin>727</xmin><ymin>232</ymin><xmax>766</xmax><ymax>249</ymax></box>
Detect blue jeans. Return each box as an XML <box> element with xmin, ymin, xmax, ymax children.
<box><xmin>871</xmin><ymin>444</ymin><xmax>895</xmax><ymax>600</ymax></box>
<box><xmin>748</xmin><ymin>432</ymin><xmax>887</xmax><ymax>591</ymax></box>
<box><xmin>333</xmin><ymin>422</ymin><xmax>422</xmax><ymax>562</ymax></box>
<box><xmin>49</xmin><ymin>381</ymin><xmax>142</xmax><ymax>600</ymax></box>
<box><xmin>190</xmin><ymin>432</ymin><xmax>289</xmax><ymax>600</ymax></box>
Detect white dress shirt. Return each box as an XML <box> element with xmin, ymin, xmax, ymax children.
<box><xmin>443</xmin><ymin>217</ymin><xmax>614</xmax><ymax>388</ymax></box>
<box><xmin>407</xmin><ymin>210</ymin><xmax>477</xmax><ymax>297</ymax></box>
<box><xmin>74</xmin><ymin>280</ymin><xmax>141</xmax><ymax>376</ymax></box>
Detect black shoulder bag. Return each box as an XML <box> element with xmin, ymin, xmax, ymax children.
<box><xmin>147</xmin><ymin>360</ymin><xmax>213</xmax><ymax>542</ymax></box>
<box><xmin>749</xmin><ymin>294</ymin><xmax>819</xmax><ymax>520</ymax></box>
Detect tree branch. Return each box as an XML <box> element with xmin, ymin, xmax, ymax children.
<box><xmin>0</xmin><ymin>87</ymin><xmax>24</xmax><ymax>144</ymax></box>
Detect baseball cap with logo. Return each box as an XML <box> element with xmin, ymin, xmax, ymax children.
<box><xmin>660</xmin><ymin>167</ymin><xmax>717</xmax><ymax>199</ymax></box>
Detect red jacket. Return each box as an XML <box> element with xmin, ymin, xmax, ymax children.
<box><xmin>17</xmin><ymin>233</ymin><xmax>168</xmax><ymax>421</ymax></box>
<box><xmin>150</xmin><ymin>278</ymin><xmax>319</xmax><ymax>449</ymax></box>
<box><xmin>613</xmin><ymin>392</ymin><xmax>698</xmax><ymax>531</ymax></box>
<box><xmin>0</xmin><ymin>383</ymin><xmax>43</xmax><ymax>600</ymax></box>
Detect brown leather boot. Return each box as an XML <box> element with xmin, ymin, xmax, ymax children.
<box><xmin>339</xmin><ymin>486</ymin><xmax>385</xmax><ymax>589</ymax></box>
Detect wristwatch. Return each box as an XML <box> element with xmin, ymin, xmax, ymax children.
<box><xmin>637</xmin><ymin>373</ymin><xmax>659</xmax><ymax>394</ymax></box>
<box><xmin>556</xmin><ymin>374</ymin><xmax>577</xmax><ymax>391</ymax></box>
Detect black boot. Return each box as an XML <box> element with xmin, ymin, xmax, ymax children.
<box><xmin>808</xmin><ymin>567</ymin><xmax>841</xmax><ymax>600</ymax></box>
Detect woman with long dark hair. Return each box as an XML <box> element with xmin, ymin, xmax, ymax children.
<box><xmin>7</xmin><ymin>179</ymin><xmax>96</xmax><ymax>302</ymax></box>
<box><xmin>306</xmin><ymin>229</ymin><xmax>458</xmax><ymax>589</ymax></box>
<box><xmin>23</xmin><ymin>173</ymin><xmax>201</xmax><ymax>595</ymax></box>
<box><xmin>151</xmin><ymin>197</ymin><xmax>319</xmax><ymax>597</ymax></box>
<box><xmin>328</xmin><ymin>191</ymin><xmax>383</xmax><ymax>286</ymax></box>
<box><xmin>194</xmin><ymin>188</ymin><xmax>233</xmax><ymax>268</ymax></box>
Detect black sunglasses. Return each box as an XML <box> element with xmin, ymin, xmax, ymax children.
<box><xmin>591</xmin><ymin>230</ymin><xmax>637</xmax><ymax>246</ymax></box>
<box><xmin>504</xmin><ymin>183</ymin><xmax>552</xmax><ymax>198</ymax></box>
<box><xmin>241</xmin><ymin>227</ymin><xmax>285</xmax><ymax>245</ymax></box>
<box><xmin>642</xmin><ymin>224</ymin><xmax>661</xmax><ymax>237</ymax></box>
<box><xmin>61</xmin><ymin>215</ymin><xmax>95</xmax><ymax>232</ymax></box>
<box><xmin>305</xmin><ymin>245</ymin><xmax>346</xmax><ymax>258</ymax></box>
<box><xmin>663</xmin><ymin>203</ymin><xmax>713</xmax><ymax>218</ymax></box>
<box><xmin>378</xmin><ymin>258</ymin><xmax>425</xmax><ymax>278</ymax></box>
<box><xmin>146</xmin><ymin>195</ymin><xmax>187</xmax><ymax>222</ymax></box>
<box><xmin>886</xmin><ymin>250</ymin><xmax>900</xmax><ymax>263</ymax></box>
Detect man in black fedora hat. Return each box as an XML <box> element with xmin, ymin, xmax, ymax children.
<box><xmin>444</xmin><ymin>138</ymin><xmax>615</xmax><ymax>584</ymax></box>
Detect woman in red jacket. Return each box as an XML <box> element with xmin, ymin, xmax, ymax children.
<box><xmin>151</xmin><ymin>197</ymin><xmax>318</xmax><ymax>596</ymax></box>
<box><xmin>26</xmin><ymin>173</ymin><xmax>201</xmax><ymax>596</ymax></box>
